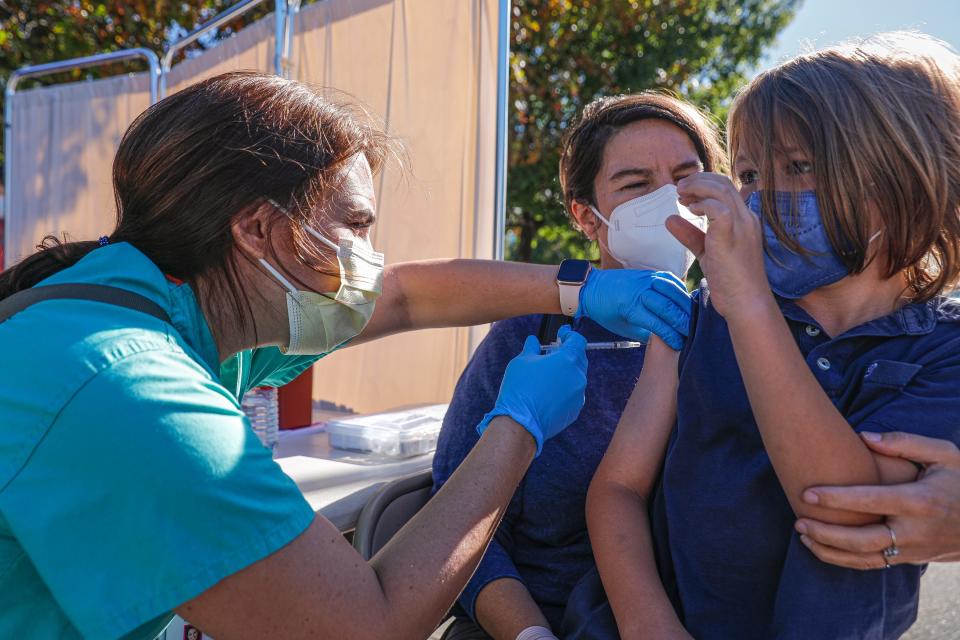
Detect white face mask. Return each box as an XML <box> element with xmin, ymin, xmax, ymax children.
<box><xmin>260</xmin><ymin>201</ymin><xmax>384</xmax><ymax>355</ymax></box>
<box><xmin>590</xmin><ymin>183</ymin><xmax>704</xmax><ymax>277</ymax></box>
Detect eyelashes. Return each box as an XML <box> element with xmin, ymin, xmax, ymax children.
<box><xmin>737</xmin><ymin>162</ymin><xmax>813</xmax><ymax>186</ymax></box>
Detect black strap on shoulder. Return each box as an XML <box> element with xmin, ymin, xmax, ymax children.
<box><xmin>0</xmin><ymin>283</ymin><xmax>171</xmax><ymax>325</ymax></box>
<box><xmin>536</xmin><ymin>313</ymin><xmax>568</xmax><ymax>345</ymax></box>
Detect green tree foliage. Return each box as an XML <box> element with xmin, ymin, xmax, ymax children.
<box><xmin>508</xmin><ymin>0</ymin><xmax>799</xmax><ymax>263</ymax></box>
<box><xmin>0</xmin><ymin>1</ymin><xmax>271</xmax><ymax>76</ymax></box>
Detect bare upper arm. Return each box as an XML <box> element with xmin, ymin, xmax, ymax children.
<box><xmin>593</xmin><ymin>336</ymin><xmax>681</xmax><ymax>499</ymax></box>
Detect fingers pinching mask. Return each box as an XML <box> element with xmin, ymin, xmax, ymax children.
<box><xmin>591</xmin><ymin>184</ymin><xmax>704</xmax><ymax>277</ymax></box>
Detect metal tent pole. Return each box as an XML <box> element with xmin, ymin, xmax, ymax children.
<box><xmin>159</xmin><ymin>0</ymin><xmax>270</xmax><ymax>98</ymax></box>
<box><xmin>3</xmin><ymin>48</ymin><xmax>161</xmax><ymax>268</ymax></box>
<box><xmin>278</xmin><ymin>0</ymin><xmax>302</xmax><ymax>78</ymax></box>
<box><xmin>493</xmin><ymin>0</ymin><xmax>511</xmax><ymax>260</ymax></box>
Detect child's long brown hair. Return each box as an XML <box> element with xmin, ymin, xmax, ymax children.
<box><xmin>729</xmin><ymin>31</ymin><xmax>960</xmax><ymax>301</ymax></box>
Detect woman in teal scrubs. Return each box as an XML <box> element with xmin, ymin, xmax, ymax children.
<box><xmin>0</xmin><ymin>72</ymin><xmax>691</xmax><ymax>639</ymax></box>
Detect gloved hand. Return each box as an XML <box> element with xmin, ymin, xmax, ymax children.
<box><xmin>577</xmin><ymin>268</ymin><xmax>692</xmax><ymax>350</ymax></box>
<box><xmin>477</xmin><ymin>325</ymin><xmax>588</xmax><ymax>456</ymax></box>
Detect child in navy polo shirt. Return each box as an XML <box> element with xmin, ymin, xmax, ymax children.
<box><xmin>588</xmin><ymin>32</ymin><xmax>960</xmax><ymax>639</ymax></box>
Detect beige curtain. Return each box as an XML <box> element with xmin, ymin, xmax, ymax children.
<box><xmin>294</xmin><ymin>0</ymin><xmax>499</xmax><ymax>413</ymax></box>
<box><xmin>6</xmin><ymin>72</ymin><xmax>153</xmax><ymax>263</ymax></box>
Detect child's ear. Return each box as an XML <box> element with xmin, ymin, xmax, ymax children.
<box><xmin>570</xmin><ymin>200</ymin><xmax>601</xmax><ymax>241</ymax></box>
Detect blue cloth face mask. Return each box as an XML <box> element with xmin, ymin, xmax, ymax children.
<box><xmin>745</xmin><ymin>190</ymin><xmax>881</xmax><ymax>299</ymax></box>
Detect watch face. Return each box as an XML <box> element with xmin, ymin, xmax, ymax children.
<box><xmin>557</xmin><ymin>259</ymin><xmax>591</xmax><ymax>284</ymax></box>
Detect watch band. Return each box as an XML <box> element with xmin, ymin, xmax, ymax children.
<box><xmin>558</xmin><ymin>280</ymin><xmax>581</xmax><ymax>316</ymax></box>
<box><xmin>556</xmin><ymin>259</ymin><xmax>591</xmax><ymax>317</ymax></box>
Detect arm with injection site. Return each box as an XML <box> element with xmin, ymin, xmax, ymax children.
<box><xmin>586</xmin><ymin>336</ymin><xmax>690</xmax><ymax>640</ymax></box>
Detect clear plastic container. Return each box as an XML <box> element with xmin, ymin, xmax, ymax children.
<box><xmin>241</xmin><ymin>386</ymin><xmax>279</xmax><ymax>456</ymax></box>
<box><xmin>326</xmin><ymin>404</ymin><xmax>448</xmax><ymax>458</ymax></box>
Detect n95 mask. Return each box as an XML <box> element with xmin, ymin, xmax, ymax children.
<box><xmin>590</xmin><ymin>183</ymin><xmax>704</xmax><ymax>278</ymax></box>
<box><xmin>260</xmin><ymin>201</ymin><xmax>384</xmax><ymax>355</ymax></box>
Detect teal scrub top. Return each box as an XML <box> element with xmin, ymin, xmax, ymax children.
<box><xmin>0</xmin><ymin>242</ymin><xmax>321</xmax><ymax>638</ymax></box>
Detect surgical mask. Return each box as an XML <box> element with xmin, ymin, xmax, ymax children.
<box><xmin>260</xmin><ymin>202</ymin><xmax>384</xmax><ymax>355</ymax></box>
<box><xmin>746</xmin><ymin>190</ymin><xmax>882</xmax><ymax>299</ymax></box>
<box><xmin>590</xmin><ymin>183</ymin><xmax>704</xmax><ymax>277</ymax></box>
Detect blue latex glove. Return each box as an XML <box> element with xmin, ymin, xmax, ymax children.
<box><xmin>476</xmin><ymin>325</ymin><xmax>588</xmax><ymax>456</ymax></box>
<box><xmin>577</xmin><ymin>269</ymin><xmax>692</xmax><ymax>350</ymax></box>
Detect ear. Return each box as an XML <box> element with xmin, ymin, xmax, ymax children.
<box><xmin>570</xmin><ymin>199</ymin><xmax>602</xmax><ymax>241</ymax></box>
<box><xmin>231</xmin><ymin>202</ymin><xmax>277</xmax><ymax>260</ymax></box>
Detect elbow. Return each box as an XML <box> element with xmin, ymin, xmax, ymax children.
<box><xmin>586</xmin><ymin>474</ymin><xmax>611</xmax><ymax>525</ymax></box>
<box><xmin>791</xmin><ymin>480</ymin><xmax>882</xmax><ymax>525</ymax></box>
<box><xmin>346</xmin><ymin>598</ymin><xmax>395</xmax><ymax>640</ymax></box>
<box><xmin>791</xmin><ymin>479</ymin><xmax>883</xmax><ymax>525</ymax></box>
<box><xmin>587</xmin><ymin>475</ymin><xmax>650</xmax><ymax>531</ymax></box>
<box><xmin>791</xmin><ymin>501</ymin><xmax>883</xmax><ymax>526</ymax></box>
<box><xmin>791</xmin><ymin>452</ymin><xmax>920</xmax><ymax>525</ymax></box>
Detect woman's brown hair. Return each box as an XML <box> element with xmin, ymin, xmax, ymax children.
<box><xmin>0</xmin><ymin>71</ymin><xmax>392</xmax><ymax>327</ymax></box>
<box><xmin>559</xmin><ymin>92</ymin><xmax>726</xmax><ymax>217</ymax></box>
<box><xmin>728</xmin><ymin>31</ymin><xmax>960</xmax><ymax>301</ymax></box>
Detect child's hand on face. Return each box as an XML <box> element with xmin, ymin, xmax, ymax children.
<box><xmin>670</xmin><ymin>173</ymin><xmax>772</xmax><ymax>318</ymax></box>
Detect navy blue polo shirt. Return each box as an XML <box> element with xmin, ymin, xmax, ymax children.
<box><xmin>651</xmin><ymin>285</ymin><xmax>960</xmax><ymax>639</ymax></box>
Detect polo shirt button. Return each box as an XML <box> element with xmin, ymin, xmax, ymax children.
<box><xmin>806</xmin><ymin>325</ymin><xmax>821</xmax><ymax>337</ymax></box>
<box><xmin>816</xmin><ymin>357</ymin><xmax>831</xmax><ymax>371</ymax></box>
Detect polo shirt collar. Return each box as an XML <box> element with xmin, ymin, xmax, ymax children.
<box><xmin>776</xmin><ymin>295</ymin><xmax>955</xmax><ymax>341</ymax></box>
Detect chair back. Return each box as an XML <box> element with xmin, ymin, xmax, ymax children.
<box><xmin>353</xmin><ymin>469</ymin><xmax>434</xmax><ymax>559</ymax></box>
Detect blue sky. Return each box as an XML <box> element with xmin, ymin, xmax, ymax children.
<box><xmin>760</xmin><ymin>0</ymin><xmax>960</xmax><ymax>70</ymax></box>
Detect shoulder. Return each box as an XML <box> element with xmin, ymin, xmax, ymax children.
<box><xmin>8</xmin><ymin>346</ymin><xmax>253</xmax><ymax>495</ymax></box>
<box><xmin>68</xmin><ymin>349</ymin><xmax>242</xmax><ymax>447</ymax></box>
<box><xmin>0</xmin><ymin>348</ymin><xmax>311</xmax><ymax>639</ymax></box>
<box><xmin>0</xmin><ymin>319</ymin><xmax>223</xmax><ymax>487</ymax></box>
<box><xmin>931</xmin><ymin>295</ymin><xmax>960</xmax><ymax>324</ymax></box>
<box><xmin>677</xmin><ymin>281</ymin><xmax>732</xmax><ymax>371</ymax></box>
<box><xmin>902</xmin><ymin>295</ymin><xmax>960</xmax><ymax>360</ymax></box>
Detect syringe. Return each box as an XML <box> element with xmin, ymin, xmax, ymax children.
<box><xmin>540</xmin><ymin>340</ymin><xmax>644</xmax><ymax>354</ymax></box>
